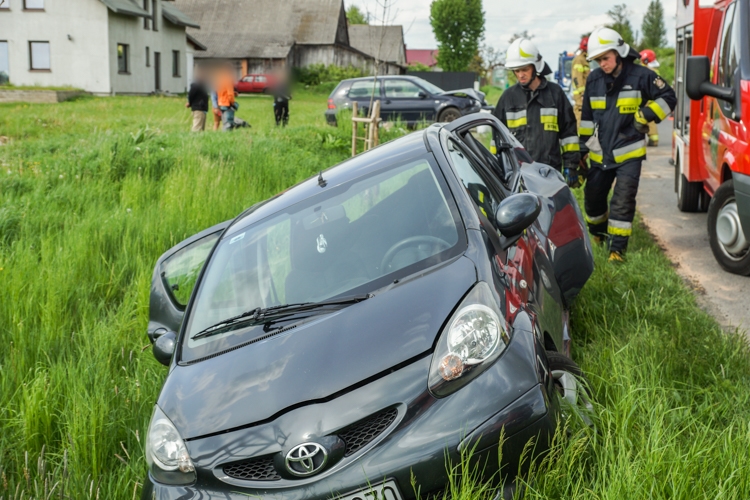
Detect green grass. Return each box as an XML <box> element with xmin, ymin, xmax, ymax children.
<box><xmin>1</xmin><ymin>87</ymin><xmax>750</xmax><ymax>500</ymax></box>
<box><xmin>0</xmin><ymin>84</ymin><xmax>84</xmax><ymax>92</ymax></box>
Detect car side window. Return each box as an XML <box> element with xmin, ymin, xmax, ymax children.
<box><xmin>348</xmin><ymin>80</ymin><xmax>378</xmax><ymax>98</ymax></box>
<box><xmin>241</xmin><ymin>76</ymin><xmax>253</xmax><ymax>82</ymax></box>
<box><xmin>256</xmin><ymin>76</ymin><xmax>267</xmax><ymax>83</ymax></box>
<box><xmin>717</xmin><ymin>1</ymin><xmax>740</xmax><ymax>117</ymax></box>
<box><xmin>446</xmin><ymin>139</ymin><xmax>502</xmax><ymax>224</ymax></box>
<box><xmin>384</xmin><ymin>80</ymin><xmax>423</xmax><ymax>98</ymax></box>
<box><xmin>463</xmin><ymin>127</ymin><xmax>517</xmax><ymax>188</ymax></box>
<box><xmin>161</xmin><ymin>231</ymin><xmax>222</xmax><ymax>309</ymax></box>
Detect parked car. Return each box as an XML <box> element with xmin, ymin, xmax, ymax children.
<box><xmin>142</xmin><ymin>113</ymin><xmax>595</xmax><ymax>500</ymax></box>
<box><xmin>326</xmin><ymin>75</ymin><xmax>493</xmax><ymax>126</ymax></box>
<box><xmin>235</xmin><ymin>74</ymin><xmax>275</xmax><ymax>94</ymax></box>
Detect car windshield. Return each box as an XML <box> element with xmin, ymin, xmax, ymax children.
<box><xmin>182</xmin><ymin>156</ymin><xmax>464</xmax><ymax>359</ymax></box>
<box><xmin>417</xmin><ymin>79</ymin><xmax>445</xmax><ymax>95</ymax></box>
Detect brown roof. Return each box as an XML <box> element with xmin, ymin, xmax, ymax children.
<box><xmin>173</xmin><ymin>0</ymin><xmax>348</xmax><ymax>59</ymax></box>
<box><xmin>348</xmin><ymin>25</ymin><xmax>406</xmax><ymax>66</ymax></box>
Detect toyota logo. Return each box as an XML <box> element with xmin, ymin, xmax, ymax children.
<box><xmin>285</xmin><ymin>442</ymin><xmax>328</xmax><ymax>477</ymax></box>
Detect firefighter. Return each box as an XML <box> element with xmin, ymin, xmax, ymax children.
<box><xmin>493</xmin><ymin>38</ymin><xmax>581</xmax><ymax>187</ymax></box>
<box><xmin>579</xmin><ymin>27</ymin><xmax>676</xmax><ymax>261</ymax></box>
<box><xmin>640</xmin><ymin>49</ymin><xmax>661</xmax><ymax>146</ymax></box>
<box><xmin>571</xmin><ymin>36</ymin><xmax>590</xmax><ymax>127</ymax></box>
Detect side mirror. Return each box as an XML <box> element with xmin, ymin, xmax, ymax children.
<box><xmin>153</xmin><ymin>331</ymin><xmax>177</xmax><ymax>366</ymax></box>
<box><xmin>686</xmin><ymin>56</ymin><xmax>734</xmax><ymax>103</ymax></box>
<box><xmin>495</xmin><ymin>193</ymin><xmax>541</xmax><ymax>238</ymax></box>
<box><xmin>418</xmin><ymin>91</ymin><xmax>427</xmax><ymax>99</ymax></box>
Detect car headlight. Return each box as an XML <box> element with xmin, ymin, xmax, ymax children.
<box><xmin>429</xmin><ymin>282</ymin><xmax>510</xmax><ymax>397</ymax></box>
<box><xmin>145</xmin><ymin>405</ymin><xmax>196</xmax><ymax>485</ymax></box>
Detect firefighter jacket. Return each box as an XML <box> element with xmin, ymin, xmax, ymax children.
<box><xmin>571</xmin><ymin>52</ymin><xmax>589</xmax><ymax>100</ymax></box>
<box><xmin>579</xmin><ymin>52</ymin><xmax>676</xmax><ymax>169</ymax></box>
<box><xmin>493</xmin><ymin>78</ymin><xmax>580</xmax><ymax>169</ymax></box>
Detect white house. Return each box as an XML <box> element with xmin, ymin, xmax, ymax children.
<box><xmin>0</xmin><ymin>0</ymin><xmax>200</xmax><ymax>95</ymax></box>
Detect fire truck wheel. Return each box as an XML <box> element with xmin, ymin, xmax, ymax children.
<box><xmin>708</xmin><ymin>180</ymin><xmax>750</xmax><ymax>275</ymax></box>
<box><xmin>676</xmin><ymin>156</ymin><xmax>704</xmax><ymax>212</ymax></box>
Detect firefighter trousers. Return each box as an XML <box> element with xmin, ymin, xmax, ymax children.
<box><xmin>583</xmin><ymin>160</ymin><xmax>642</xmax><ymax>253</ymax></box>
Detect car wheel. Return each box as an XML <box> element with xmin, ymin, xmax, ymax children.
<box><xmin>675</xmin><ymin>155</ymin><xmax>704</xmax><ymax>212</ymax></box>
<box><xmin>437</xmin><ymin>107</ymin><xmax>461</xmax><ymax>123</ymax></box>
<box><xmin>707</xmin><ymin>180</ymin><xmax>750</xmax><ymax>275</ymax></box>
<box><xmin>546</xmin><ymin>351</ymin><xmax>594</xmax><ymax>428</ymax></box>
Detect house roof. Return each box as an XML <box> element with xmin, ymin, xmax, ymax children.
<box><xmin>348</xmin><ymin>25</ymin><xmax>406</xmax><ymax>66</ymax></box>
<box><xmin>162</xmin><ymin>2</ymin><xmax>200</xmax><ymax>28</ymax></box>
<box><xmin>187</xmin><ymin>33</ymin><xmax>207</xmax><ymax>51</ymax></box>
<box><xmin>173</xmin><ymin>0</ymin><xmax>347</xmax><ymax>59</ymax></box>
<box><xmin>99</xmin><ymin>0</ymin><xmax>150</xmax><ymax>18</ymax></box>
<box><xmin>406</xmin><ymin>49</ymin><xmax>439</xmax><ymax>67</ymax></box>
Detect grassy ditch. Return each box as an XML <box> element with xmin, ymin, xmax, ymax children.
<box><xmin>1</xmin><ymin>90</ymin><xmax>749</xmax><ymax>499</ymax></box>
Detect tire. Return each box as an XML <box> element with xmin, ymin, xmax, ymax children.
<box><xmin>546</xmin><ymin>351</ymin><xmax>595</xmax><ymax>428</ymax></box>
<box><xmin>437</xmin><ymin>107</ymin><xmax>461</xmax><ymax>123</ymax></box>
<box><xmin>675</xmin><ymin>155</ymin><xmax>704</xmax><ymax>212</ymax></box>
<box><xmin>707</xmin><ymin>180</ymin><xmax>750</xmax><ymax>275</ymax></box>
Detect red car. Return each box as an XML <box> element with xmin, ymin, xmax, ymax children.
<box><xmin>234</xmin><ymin>74</ymin><xmax>274</xmax><ymax>94</ymax></box>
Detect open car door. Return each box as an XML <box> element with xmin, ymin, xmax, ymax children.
<box><xmin>147</xmin><ymin>221</ymin><xmax>231</xmax><ymax>354</ymax></box>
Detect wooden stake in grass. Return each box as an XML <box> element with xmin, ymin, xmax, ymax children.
<box><xmin>351</xmin><ymin>100</ymin><xmax>381</xmax><ymax>157</ymax></box>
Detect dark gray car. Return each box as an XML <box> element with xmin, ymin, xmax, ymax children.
<box><xmin>142</xmin><ymin>114</ymin><xmax>595</xmax><ymax>500</ymax></box>
<box><xmin>325</xmin><ymin>75</ymin><xmax>493</xmax><ymax>126</ymax></box>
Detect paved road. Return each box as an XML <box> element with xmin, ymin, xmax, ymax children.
<box><xmin>636</xmin><ymin>120</ymin><xmax>750</xmax><ymax>333</ymax></box>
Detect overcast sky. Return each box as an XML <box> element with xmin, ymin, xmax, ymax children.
<box><xmin>345</xmin><ymin>0</ymin><xmax>678</xmax><ymax>65</ymax></box>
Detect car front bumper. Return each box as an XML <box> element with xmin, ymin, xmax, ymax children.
<box><xmin>142</xmin><ymin>324</ymin><xmax>558</xmax><ymax>500</ymax></box>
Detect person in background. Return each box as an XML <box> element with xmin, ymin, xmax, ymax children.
<box><xmin>211</xmin><ymin>89</ymin><xmax>221</xmax><ymax>131</ymax></box>
<box><xmin>640</xmin><ymin>49</ymin><xmax>662</xmax><ymax>147</ymax></box>
<box><xmin>270</xmin><ymin>70</ymin><xmax>292</xmax><ymax>127</ymax></box>
<box><xmin>217</xmin><ymin>65</ymin><xmax>238</xmax><ymax>131</ymax></box>
<box><xmin>571</xmin><ymin>36</ymin><xmax>590</xmax><ymax>128</ymax></box>
<box><xmin>185</xmin><ymin>67</ymin><xmax>209</xmax><ymax>132</ymax></box>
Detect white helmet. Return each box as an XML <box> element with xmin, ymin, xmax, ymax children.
<box><xmin>505</xmin><ymin>38</ymin><xmax>544</xmax><ymax>73</ymax></box>
<box><xmin>587</xmin><ymin>27</ymin><xmax>629</xmax><ymax>61</ymax></box>
<box><xmin>647</xmin><ymin>60</ymin><xmax>661</xmax><ymax>69</ymax></box>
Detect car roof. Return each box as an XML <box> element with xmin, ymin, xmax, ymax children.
<box><xmin>341</xmin><ymin>75</ymin><xmax>426</xmax><ymax>83</ymax></box>
<box><xmin>225</xmin><ymin>128</ymin><xmax>436</xmax><ymax>238</ymax></box>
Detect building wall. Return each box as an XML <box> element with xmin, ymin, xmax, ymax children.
<box><xmin>293</xmin><ymin>45</ymin><xmax>402</xmax><ymax>75</ymax></box>
<box><xmin>0</xmin><ymin>0</ymin><xmax>111</xmax><ymax>93</ymax></box>
<box><xmin>108</xmin><ymin>7</ymin><xmax>188</xmax><ymax>95</ymax></box>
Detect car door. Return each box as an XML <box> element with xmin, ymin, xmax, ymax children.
<box><xmin>254</xmin><ymin>75</ymin><xmax>268</xmax><ymax>93</ymax></box>
<box><xmin>147</xmin><ymin>221</ymin><xmax>230</xmax><ymax>343</ymax></box>
<box><xmin>237</xmin><ymin>76</ymin><xmax>253</xmax><ymax>93</ymax></box>
<box><xmin>382</xmin><ymin>79</ymin><xmax>436</xmax><ymax>123</ymax></box>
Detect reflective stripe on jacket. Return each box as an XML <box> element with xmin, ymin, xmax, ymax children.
<box><xmin>493</xmin><ymin>78</ymin><xmax>580</xmax><ymax>169</ymax></box>
<box><xmin>571</xmin><ymin>52</ymin><xmax>589</xmax><ymax>96</ymax></box>
<box><xmin>579</xmin><ymin>56</ymin><xmax>676</xmax><ymax>169</ymax></box>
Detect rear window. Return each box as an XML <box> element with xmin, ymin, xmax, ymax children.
<box><xmin>348</xmin><ymin>80</ymin><xmax>379</xmax><ymax>98</ymax></box>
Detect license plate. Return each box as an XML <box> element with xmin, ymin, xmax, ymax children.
<box><xmin>334</xmin><ymin>480</ymin><xmax>403</xmax><ymax>500</ymax></box>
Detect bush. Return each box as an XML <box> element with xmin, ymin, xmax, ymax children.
<box><xmin>293</xmin><ymin>64</ymin><xmax>365</xmax><ymax>87</ymax></box>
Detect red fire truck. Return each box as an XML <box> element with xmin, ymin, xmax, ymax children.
<box><xmin>673</xmin><ymin>0</ymin><xmax>750</xmax><ymax>275</ymax></box>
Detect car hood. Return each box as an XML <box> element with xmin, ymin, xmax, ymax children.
<box><xmin>158</xmin><ymin>256</ymin><xmax>477</xmax><ymax>440</ymax></box>
<box><xmin>440</xmin><ymin>88</ymin><xmax>486</xmax><ymax>103</ymax></box>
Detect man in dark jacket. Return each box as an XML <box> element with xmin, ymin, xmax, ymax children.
<box><xmin>270</xmin><ymin>71</ymin><xmax>292</xmax><ymax>127</ymax></box>
<box><xmin>186</xmin><ymin>68</ymin><xmax>209</xmax><ymax>132</ymax></box>
<box><xmin>579</xmin><ymin>27</ymin><xmax>676</xmax><ymax>261</ymax></box>
<box><xmin>493</xmin><ymin>38</ymin><xmax>581</xmax><ymax>187</ymax></box>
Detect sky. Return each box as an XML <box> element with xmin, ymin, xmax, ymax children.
<box><xmin>345</xmin><ymin>0</ymin><xmax>678</xmax><ymax>66</ymax></box>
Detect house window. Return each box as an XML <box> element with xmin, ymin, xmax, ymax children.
<box><xmin>172</xmin><ymin>50</ymin><xmax>180</xmax><ymax>77</ymax></box>
<box><xmin>146</xmin><ymin>47</ymin><xmax>150</xmax><ymax>67</ymax></box>
<box><xmin>143</xmin><ymin>0</ymin><xmax>150</xmax><ymax>29</ymax></box>
<box><xmin>117</xmin><ymin>43</ymin><xmax>129</xmax><ymax>74</ymax></box>
<box><xmin>0</xmin><ymin>41</ymin><xmax>9</xmax><ymax>83</ymax></box>
<box><xmin>151</xmin><ymin>0</ymin><xmax>158</xmax><ymax>31</ymax></box>
<box><xmin>29</xmin><ymin>41</ymin><xmax>50</xmax><ymax>70</ymax></box>
<box><xmin>0</xmin><ymin>0</ymin><xmax>9</xmax><ymax>10</ymax></box>
<box><xmin>24</xmin><ymin>0</ymin><xmax>43</xmax><ymax>9</ymax></box>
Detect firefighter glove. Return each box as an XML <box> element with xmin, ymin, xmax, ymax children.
<box><xmin>578</xmin><ymin>156</ymin><xmax>590</xmax><ymax>179</ymax></box>
<box><xmin>634</xmin><ymin>108</ymin><xmax>650</xmax><ymax>134</ymax></box>
<box><xmin>564</xmin><ymin>167</ymin><xmax>581</xmax><ymax>189</ymax></box>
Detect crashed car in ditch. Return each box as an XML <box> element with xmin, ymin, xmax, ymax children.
<box><xmin>325</xmin><ymin>75</ymin><xmax>493</xmax><ymax>126</ymax></box>
<box><xmin>142</xmin><ymin>113</ymin><xmax>595</xmax><ymax>500</ymax></box>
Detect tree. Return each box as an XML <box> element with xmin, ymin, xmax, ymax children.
<box><xmin>346</xmin><ymin>5</ymin><xmax>369</xmax><ymax>25</ymax></box>
<box><xmin>641</xmin><ymin>0</ymin><xmax>667</xmax><ymax>49</ymax></box>
<box><xmin>606</xmin><ymin>4</ymin><xmax>636</xmax><ymax>47</ymax></box>
<box><xmin>430</xmin><ymin>0</ymin><xmax>485</xmax><ymax>72</ymax></box>
<box><xmin>508</xmin><ymin>31</ymin><xmax>534</xmax><ymax>44</ymax></box>
<box><xmin>470</xmin><ymin>44</ymin><xmax>505</xmax><ymax>85</ymax></box>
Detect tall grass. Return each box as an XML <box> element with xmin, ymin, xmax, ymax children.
<box><xmin>1</xmin><ymin>90</ymin><xmax>749</xmax><ymax>499</ymax></box>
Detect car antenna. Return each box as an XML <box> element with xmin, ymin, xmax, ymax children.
<box><xmin>318</xmin><ymin>171</ymin><xmax>327</xmax><ymax>187</ymax></box>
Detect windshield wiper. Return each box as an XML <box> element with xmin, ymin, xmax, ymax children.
<box><xmin>190</xmin><ymin>293</ymin><xmax>372</xmax><ymax>341</ymax></box>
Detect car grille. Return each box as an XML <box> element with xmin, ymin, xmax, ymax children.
<box><xmin>338</xmin><ymin>407</ymin><xmax>399</xmax><ymax>457</ymax></box>
<box><xmin>223</xmin><ymin>455</ymin><xmax>281</xmax><ymax>481</ymax></box>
